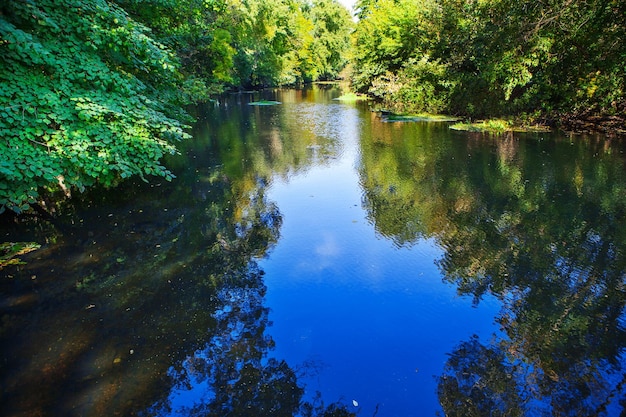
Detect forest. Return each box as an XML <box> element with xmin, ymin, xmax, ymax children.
<box><xmin>1</xmin><ymin>0</ymin><xmax>625</xmax><ymax>214</ymax></box>
<box><xmin>352</xmin><ymin>0</ymin><xmax>625</xmax><ymax>123</ymax></box>
<box><xmin>0</xmin><ymin>0</ymin><xmax>353</xmax><ymax>214</ymax></box>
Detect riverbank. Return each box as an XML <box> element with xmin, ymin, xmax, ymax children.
<box><xmin>558</xmin><ymin>114</ymin><xmax>626</xmax><ymax>137</ymax></box>
<box><xmin>380</xmin><ymin>109</ymin><xmax>626</xmax><ymax>137</ymax></box>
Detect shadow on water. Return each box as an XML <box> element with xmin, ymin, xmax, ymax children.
<box><xmin>358</xmin><ymin>124</ymin><xmax>626</xmax><ymax>415</ymax></box>
<box><xmin>0</xmin><ymin>87</ymin><xmax>355</xmax><ymax>417</ymax></box>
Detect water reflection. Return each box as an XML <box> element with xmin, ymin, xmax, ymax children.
<box><xmin>359</xmin><ymin>126</ymin><xmax>626</xmax><ymax>414</ymax></box>
<box><xmin>4</xmin><ymin>86</ymin><xmax>626</xmax><ymax>416</ymax></box>
<box><xmin>0</xmin><ymin>87</ymin><xmax>354</xmax><ymax>416</ymax></box>
<box><xmin>147</xmin><ymin>278</ymin><xmax>355</xmax><ymax>417</ymax></box>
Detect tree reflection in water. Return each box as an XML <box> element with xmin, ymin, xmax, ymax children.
<box><xmin>0</xmin><ymin>92</ymin><xmax>357</xmax><ymax>417</ymax></box>
<box><xmin>147</xmin><ymin>277</ymin><xmax>354</xmax><ymax>417</ymax></box>
<box><xmin>437</xmin><ymin>336</ymin><xmax>524</xmax><ymax>417</ymax></box>
<box><xmin>358</xmin><ymin>124</ymin><xmax>626</xmax><ymax>415</ymax></box>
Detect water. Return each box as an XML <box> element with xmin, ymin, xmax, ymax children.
<box><xmin>259</xmin><ymin>100</ymin><xmax>498</xmax><ymax>416</ymax></box>
<box><xmin>1</xmin><ymin>85</ymin><xmax>625</xmax><ymax>416</ymax></box>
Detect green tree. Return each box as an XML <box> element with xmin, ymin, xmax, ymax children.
<box><xmin>0</xmin><ymin>0</ymin><xmax>354</xmax><ymax>214</ymax></box>
<box><xmin>351</xmin><ymin>0</ymin><xmax>451</xmax><ymax>113</ymax></box>
<box><xmin>351</xmin><ymin>0</ymin><xmax>626</xmax><ymax>122</ymax></box>
<box><xmin>0</xmin><ymin>0</ymin><xmax>189</xmax><ymax>214</ymax></box>
<box><xmin>308</xmin><ymin>0</ymin><xmax>354</xmax><ymax>80</ymax></box>
<box><xmin>114</xmin><ymin>0</ymin><xmax>237</xmax><ymax>96</ymax></box>
<box><xmin>245</xmin><ymin>0</ymin><xmax>354</xmax><ymax>87</ymax></box>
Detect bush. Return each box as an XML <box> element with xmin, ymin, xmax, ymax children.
<box><xmin>369</xmin><ymin>57</ymin><xmax>452</xmax><ymax>114</ymax></box>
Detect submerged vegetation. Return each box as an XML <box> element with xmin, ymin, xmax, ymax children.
<box><xmin>0</xmin><ymin>242</ymin><xmax>41</xmax><ymax>269</ymax></box>
<box><xmin>450</xmin><ymin>119</ymin><xmax>551</xmax><ymax>133</ymax></box>
<box><xmin>381</xmin><ymin>113</ymin><xmax>458</xmax><ymax>123</ymax></box>
<box><xmin>248</xmin><ymin>100</ymin><xmax>282</xmax><ymax>106</ymax></box>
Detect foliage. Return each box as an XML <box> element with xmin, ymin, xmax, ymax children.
<box><xmin>306</xmin><ymin>0</ymin><xmax>354</xmax><ymax>81</ymax></box>
<box><xmin>0</xmin><ymin>0</ymin><xmax>189</xmax><ymax>214</ymax></box>
<box><xmin>0</xmin><ymin>0</ymin><xmax>354</xmax><ymax>214</ymax></box>
<box><xmin>352</xmin><ymin>0</ymin><xmax>440</xmax><ymax>92</ymax></box>
<box><xmin>352</xmin><ymin>0</ymin><xmax>626</xmax><ymax>122</ymax></box>
<box><xmin>368</xmin><ymin>57</ymin><xmax>451</xmax><ymax>114</ymax></box>
<box><xmin>0</xmin><ymin>241</ymin><xmax>40</xmax><ymax>269</ymax></box>
<box><xmin>277</xmin><ymin>0</ymin><xmax>354</xmax><ymax>85</ymax></box>
<box><xmin>125</xmin><ymin>0</ymin><xmax>354</xmax><ymax>89</ymax></box>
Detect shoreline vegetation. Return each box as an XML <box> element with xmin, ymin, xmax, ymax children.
<box><xmin>1</xmin><ymin>0</ymin><xmax>624</xmax><ymax>215</ymax></box>
<box><xmin>352</xmin><ymin>0</ymin><xmax>625</xmax><ymax>137</ymax></box>
<box><xmin>373</xmin><ymin>109</ymin><xmax>625</xmax><ymax>136</ymax></box>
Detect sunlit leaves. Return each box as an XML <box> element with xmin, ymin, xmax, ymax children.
<box><xmin>0</xmin><ymin>0</ymin><xmax>188</xmax><ymax>213</ymax></box>
<box><xmin>228</xmin><ymin>0</ymin><xmax>353</xmax><ymax>87</ymax></box>
<box><xmin>0</xmin><ymin>0</ymin><xmax>354</xmax><ymax>213</ymax></box>
<box><xmin>0</xmin><ymin>241</ymin><xmax>41</xmax><ymax>268</ymax></box>
<box><xmin>352</xmin><ymin>0</ymin><xmax>626</xmax><ymax>119</ymax></box>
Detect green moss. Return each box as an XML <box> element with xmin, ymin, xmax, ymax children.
<box><xmin>450</xmin><ymin>119</ymin><xmax>551</xmax><ymax>133</ymax></box>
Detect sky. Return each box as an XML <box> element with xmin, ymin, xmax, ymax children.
<box><xmin>338</xmin><ymin>0</ymin><xmax>356</xmax><ymax>12</ymax></box>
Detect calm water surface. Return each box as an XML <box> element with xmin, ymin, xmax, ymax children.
<box><xmin>1</xmin><ymin>86</ymin><xmax>625</xmax><ymax>416</ymax></box>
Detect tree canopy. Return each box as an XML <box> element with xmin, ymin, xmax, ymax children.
<box><xmin>0</xmin><ymin>0</ymin><xmax>354</xmax><ymax>214</ymax></box>
<box><xmin>3</xmin><ymin>0</ymin><xmax>624</xmax><ymax>214</ymax></box>
<box><xmin>352</xmin><ymin>0</ymin><xmax>626</xmax><ymax>122</ymax></box>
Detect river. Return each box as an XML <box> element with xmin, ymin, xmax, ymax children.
<box><xmin>1</xmin><ymin>85</ymin><xmax>625</xmax><ymax>416</ymax></box>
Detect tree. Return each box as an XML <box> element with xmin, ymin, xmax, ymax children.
<box><xmin>113</xmin><ymin>0</ymin><xmax>237</xmax><ymax>95</ymax></box>
<box><xmin>0</xmin><ymin>0</ymin><xmax>189</xmax><ymax>213</ymax></box>
<box><xmin>308</xmin><ymin>0</ymin><xmax>354</xmax><ymax>80</ymax></box>
<box><xmin>351</xmin><ymin>0</ymin><xmax>626</xmax><ymax>122</ymax></box>
<box><xmin>0</xmin><ymin>0</ymin><xmax>355</xmax><ymax>214</ymax></box>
